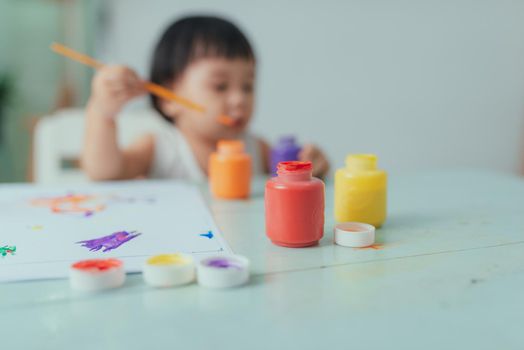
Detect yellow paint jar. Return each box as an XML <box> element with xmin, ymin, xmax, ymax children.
<box><xmin>334</xmin><ymin>154</ymin><xmax>387</xmax><ymax>227</ymax></box>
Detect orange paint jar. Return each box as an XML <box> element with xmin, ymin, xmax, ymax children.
<box><xmin>265</xmin><ymin>161</ymin><xmax>325</xmax><ymax>247</ymax></box>
<box><xmin>209</xmin><ymin>140</ymin><xmax>252</xmax><ymax>199</ymax></box>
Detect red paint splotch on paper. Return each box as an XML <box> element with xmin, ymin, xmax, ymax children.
<box><xmin>357</xmin><ymin>243</ymin><xmax>384</xmax><ymax>250</ymax></box>
<box><xmin>31</xmin><ymin>194</ymin><xmax>105</xmax><ymax>217</ymax></box>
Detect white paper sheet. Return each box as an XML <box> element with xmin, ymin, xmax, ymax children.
<box><xmin>0</xmin><ymin>180</ymin><xmax>231</xmax><ymax>282</ymax></box>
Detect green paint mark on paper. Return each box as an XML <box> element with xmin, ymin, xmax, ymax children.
<box><xmin>0</xmin><ymin>245</ymin><xmax>16</xmax><ymax>257</ymax></box>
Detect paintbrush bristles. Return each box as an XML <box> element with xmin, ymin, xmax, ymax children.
<box><xmin>217</xmin><ymin>115</ymin><xmax>236</xmax><ymax>126</ymax></box>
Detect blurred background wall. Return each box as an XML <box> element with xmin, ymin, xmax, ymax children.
<box><xmin>0</xmin><ymin>0</ymin><xmax>99</xmax><ymax>182</ymax></box>
<box><xmin>1</xmin><ymin>0</ymin><xmax>523</xmax><ymax>182</ymax></box>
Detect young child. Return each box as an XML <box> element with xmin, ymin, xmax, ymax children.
<box><xmin>82</xmin><ymin>16</ymin><xmax>329</xmax><ymax>181</ymax></box>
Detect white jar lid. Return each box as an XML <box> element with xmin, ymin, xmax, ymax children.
<box><xmin>69</xmin><ymin>258</ymin><xmax>125</xmax><ymax>292</ymax></box>
<box><xmin>197</xmin><ymin>255</ymin><xmax>249</xmax><ymax>288</ymax></box>
<box><xmin>334</xmin><ymin>222</ymin><xmax>375</xmax><ymax>248</ymax></box>
<box><xmin>143</xmin><ymin>253</ymin><xmax>195</xmax><ymax>288</ymax></box>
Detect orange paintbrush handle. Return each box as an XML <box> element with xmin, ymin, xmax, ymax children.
<box><xmin>50</xmin><ymin>42</ymin><xmax>235</xmax><ymax>125</ymax></box>
<box><xmin>51</xmin><ymin>42</ymin><xmax>104</xmax><ymax>70</ymax></box>
<box><xmin>143</xmin><ymin>82</ymin><xmax>205</xmax><ymax>113</ymax></box>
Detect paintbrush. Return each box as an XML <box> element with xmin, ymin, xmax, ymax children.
<box><xmin>50</xmin><ymin>42</ymin><xmax>235</xmax><ymax>126</ymax></box>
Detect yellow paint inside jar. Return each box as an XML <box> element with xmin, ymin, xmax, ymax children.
<box><xmin>147</xmin><ymin>254</ymin><xmax>190</xmax><ymax>266</ymax></box>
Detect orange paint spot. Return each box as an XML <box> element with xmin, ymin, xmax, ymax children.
<box><xmin>357</xmin><ymin>243</ymin><xmax>383</xmax><ymax>250</ymax></box>
<box><xmin>31</xmin><ymin>194</ymin><xmax>105</xmax><ymax>215</ymax></box>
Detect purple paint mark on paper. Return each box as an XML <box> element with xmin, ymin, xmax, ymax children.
<box><xmin>76</xmin><ymin>231</ymin><xmax>141</xmax><ymax>252</ymax></box>
<box><xmin>205</xmin><ymin>258</ymin><xmax>242</xmax><ymax>270</ymax></box>
<box><xmin>199</xmin><ymin>231</ymin><xmax>214</xmax><ymax>239</ymax></box>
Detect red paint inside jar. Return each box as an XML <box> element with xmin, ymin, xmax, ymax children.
<box><xmin>277</xmin><ymin>161</ymin><xmax>312</xmax><ymax>173</ymax></box>
<box><xmin>72</xmin><ymin>258</ymin><xmax>122</xmax><ymax>271</ymax></box>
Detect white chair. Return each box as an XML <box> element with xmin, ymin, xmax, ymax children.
<box><xmin>33</xmin><ymin>108</ymin><xmax>167</xmax><ymax>184</ymax></box>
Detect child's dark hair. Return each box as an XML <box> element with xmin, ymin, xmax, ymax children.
<box><xmin>150</xmin><ymin>15</ymin><xmax>256</xmax><ymax>123</ymax></box>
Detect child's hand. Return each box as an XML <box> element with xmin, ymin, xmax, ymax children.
<box><xmin>299</xmin><ymin>144</ymin><xmax>330</xmax><ymax>179</ymax></box>
<box><xmin>88</xmin><ymin>65</ymin><xmax>146</xmax><ymax>118</ymax></box>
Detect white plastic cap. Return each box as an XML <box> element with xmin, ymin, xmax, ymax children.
<box><xmin>69</xmin><ymin>259</ymin><xmax>125</xmax><ymax>292</ymax></box>
<box><xmin>197</xmin><ymin>255</ymin><xmax>249</xmax><ymax>288</ymax></box>
<box><xmin>334</xmin><ymin>222</ymin><xmax>375</xmax><ymax>248</ymax></box>
<box><xmin>143</xmin><ymin>253</ymin><xmax>195</xmax><ymax>288</ymax></box>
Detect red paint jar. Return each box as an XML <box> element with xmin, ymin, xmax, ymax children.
<box><xmin>265</xmin><ymin>161</ymin><xmax>325</xmax><ymax>247</ymax></box>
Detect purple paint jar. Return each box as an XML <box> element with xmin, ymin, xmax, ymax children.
<box><xmin>270</xmin><ymin>136</ymin><xmax>301</xmax><ymax>176</ymax></box>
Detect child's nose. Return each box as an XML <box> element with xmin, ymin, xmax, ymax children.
<box><xmin>228</xmin><ymin>90</ymin><xmax>248</xmax><ymax>108</ymax></box>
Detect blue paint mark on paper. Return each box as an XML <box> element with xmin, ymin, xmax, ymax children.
<box><xmin>199</xmin><ymin>231</ymin><xmax>214</xmax><ymax>239</ymax></box>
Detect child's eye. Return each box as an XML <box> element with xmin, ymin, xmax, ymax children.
<box><xmin>214</xmin><ymin>83</ymin><xmax>228</xmax><ymax>92</ymax></box>
<box><xmin>242</xmin><ymin>83</ymin><xmax>254</xmax><ymax>93</ymax></box>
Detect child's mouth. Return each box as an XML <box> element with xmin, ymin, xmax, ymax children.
<box><xmin>230</xmin><ymin>118</ymin><xmax>245</xmax><ymax>128</ymax></box>
<box><xmin>218</xmin><ymin>115</ymin><xmax>245</xmax><ymax>129</ymax></box>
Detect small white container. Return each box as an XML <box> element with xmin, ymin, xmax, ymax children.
<box><xmin>69</xmin><ymin>259</ymin><xmax>125</xmax><ymax>292</ymax></box>
<box><xmin>197</xmin><ymin>255</ymin><xmax>249</xmax><ymax>289</ymax></box>
<box><xmin>334</xmin><ymin>222</ymin><xmax>375</xmax><ymax>248</ymax></box>
<box><xmin>143</xmin><ymin>253</ymin><xmax>195</xmax><ymax>288</ymax></box>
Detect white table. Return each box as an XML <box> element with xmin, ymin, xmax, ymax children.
<box><xmin>1</xmin><ymin>170</ymin><xmax>523</xmax><ymax>350</ymax></box>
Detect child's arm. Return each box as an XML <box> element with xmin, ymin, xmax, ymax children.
<box><xmin>299</xmin><ymin>144</ymin><xmax>330</xmax><ymax>179</ymax></box>
<box><xmin>81</xmin><ymin>66</ymin><xmax>153</xmax><ymax>180</ymax></box>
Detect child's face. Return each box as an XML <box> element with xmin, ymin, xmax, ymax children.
<box><xmin>164</xmin><ymin>57</ymin><xmax>255</xmax><ymax>141</ymax></box>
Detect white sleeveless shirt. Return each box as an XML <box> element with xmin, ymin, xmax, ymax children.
<box><xmin>149</xmin><ymin>126</ymin><xmax>264</xmax><ymax>182</ymax></box>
